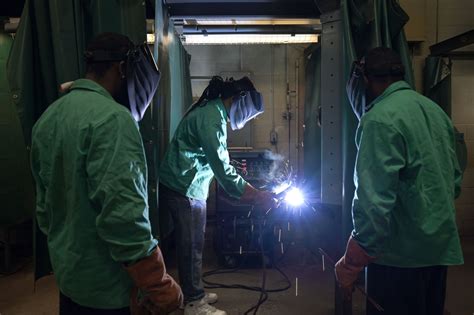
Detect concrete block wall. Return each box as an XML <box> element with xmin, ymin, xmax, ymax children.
<box><xmin>185</xmin><ymin>44</ymin><xmax>307</xmax><ymax>171</ymax></box>
<box><xmin>402</xmin><ymin>0</ymin><xmax>474</xmax><ymax>236</ymax></box>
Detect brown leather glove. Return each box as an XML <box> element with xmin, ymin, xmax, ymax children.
<box><xmin>240</xmin><ymin>183</ymin><xmax>277</xmax><ymax>212</ymax></box>
<box><xmin>125</xmin><ymin>247</ymin><xmax>183</xmax><ymax>315</ymax></box>
<box><xmin>335</xmin><ymin>236</ymin><xmax>376</xmax><ymax>299</ymax></box>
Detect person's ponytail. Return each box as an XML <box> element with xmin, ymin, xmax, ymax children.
<box><xmin>185</xmin><ymin>75</ymin><xmax>255</xmax><ymax>116</ymax></box>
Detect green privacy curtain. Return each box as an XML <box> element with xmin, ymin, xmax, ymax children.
<box><xmin>303</xmin><ymin>44</ymin><xmax>322</xmax><ymax>197</ymax></box>
<box><xmin>7</xmin><ymin>0</ymin><xmax>147</xmax><ymax>280</ymax></box>
<box><xmin>341</xmin><ymin>0</ymin><xmax>415</xmax><ymax>238</ymax></box>
<box><xmin>423</xmin><ymin>56</ymin><xmax>467</xmax><ymax>172</ymax></box>
<box><xmin>424</xmin><ymin>57</ymin><xmax>452</xmax><ymax>116</ymax></box>
<box><xmin>0</xmin><ymin>24</ymin><xmax>34</xmax><ymax>229</ymax></box>
<box><xmin>142</xmin><ymin>0</ymin><xmax>193</xmax><ymax>239</ymax></box>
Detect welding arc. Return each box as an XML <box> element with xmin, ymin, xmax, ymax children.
<box><xmin>318</xmin><ymin>248</ymin><xmax>385</xmax><ymax>312</ymax></box>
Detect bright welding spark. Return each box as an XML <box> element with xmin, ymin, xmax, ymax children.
<box><xmin>284</xmin><ymin>188</ymin><xmax>305</xmax><ymax>207</ymax></box>
<box><xmin>273</xmin><ymin>181</ymin><xmax>291</xmax><ymax>195</ymax></box>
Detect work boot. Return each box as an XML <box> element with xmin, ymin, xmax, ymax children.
<box><xmin>184</xmin><ymin>299</ymin><xmax>227</xmax><ymax>315</ymax></box>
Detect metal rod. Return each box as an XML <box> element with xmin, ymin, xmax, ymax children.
<box><xmin>318</xmin><ymin>248</ymin><xmax>385</xmax><ymax>312</ymax></box>
<box><xmin>295</xmin><ymin>277</ymin><xmax>298</xmax><ymax>296</ymax></box>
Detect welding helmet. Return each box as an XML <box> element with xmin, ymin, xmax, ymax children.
<box><xmin>347</xmin><ymin>48</ymin><xmax>406</xmax><ymax>120</ymax></box>
<box><xmin>346</xmin><ymin>59</ymin><xmax>367</xmax><ymax>121</ymax></box>
<box><xmin>228</xmin><ymin>77</ymin><xmax>264</xmax><ymax>130</ymax></box>
<box><xmin>84</xmin><ymin>42</ymin><xmax>161</xmax><ymax>121</ymax></box>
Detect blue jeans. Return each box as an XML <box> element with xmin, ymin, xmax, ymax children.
<box><xmin>159</xmin><ymin>184</ymin><xmax>206</xmax><ymax>304</ymax></box>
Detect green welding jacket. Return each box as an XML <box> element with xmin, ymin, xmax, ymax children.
<box><xmin>159</xmin><ymin>98</ymin><xmax>247</xmax><ymax>200</ymax></box>
<box><xmin>352</xmin><ymin>81</ymin><xmax>464</xmax><ymax>267</ymax></box>
<box><xmin>31</xmin><ymin>79</ymin><xmax>158</xmax><ymax>309</ymax></box>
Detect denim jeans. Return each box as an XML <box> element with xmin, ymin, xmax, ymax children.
<box><xmin>159</xmin><ymin>184</ymin><xmax>206</xmax><ymax>304</ymax></box>
<box><xmin>366</xmin><ymin>264</ymin><xmax>447</xmax><ymax>315</ymax></box>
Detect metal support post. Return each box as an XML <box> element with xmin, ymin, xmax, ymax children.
<box><xmin>320</xmin><ymin>9</ymin><xmax>350</xmax><ymax>315</ymax></box>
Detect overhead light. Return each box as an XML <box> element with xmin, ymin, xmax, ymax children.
<box><xmin>182</xmin><ymin>34</ymin><xmax>318</xmax><ymax>45</ymax></box>
<box><xmin>147</xmin><ymin>33</ymin><xmax>155</xmax><ymax>44</ymax></box>
<box><xmin>186</xmin><ymin>19</ymin><xmax>320</xmax><ymax>26</ymax></box>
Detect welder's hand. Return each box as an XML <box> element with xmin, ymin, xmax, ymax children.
<box><xmin>240</xmin><ymin>184</ymin><xmax>277</xmax><ymax>211</ymax></box>
<box><xmin>254</xmin><ymin>190</ymin><xmax>278</xmax><ymax>212</ymax></box>
<box><xmin>58</xmin><ymin>81</ymin><xmax>74</xmax><ymax>93</ymax></box>
<box><xmin>126</xmin><ymin>247</ymin><xmax>183</xmax><ymax>314</ymax></box>
<box><xmin>335</xmin><ymin>236</ymin><xmax>375</xmax><ymax>300</ymax></box>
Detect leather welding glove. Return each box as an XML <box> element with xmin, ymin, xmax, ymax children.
<box><xmin>58</xmin><ymin>81</ymin><xmax>74</xmax><ymax>93</ymax></box>
<box><xmin>125</xmin><ymin>247</ymin><xmax>183</xmax><ymax>315</ymax></box>
<box><xmin>335</xmin><ymin>236</ymin><xmax>376</xmax><ymax>299</ymax></box>
<box><xmin>240</xmin><ymin>183</ymin><xmax>277</xmax><ymax>212</ymax></box>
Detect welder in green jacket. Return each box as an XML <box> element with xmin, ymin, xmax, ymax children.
<box><xmin>335</xmin><ymin>47</ymin><xmax>463</xmax><ymax>315</ymax></box>
<box><xmin>31</xmin><ymin>33</ymin><xmax>182</xmax><ymax>315</ymax></box>
<box><xmin>159</xmin><ymin>76</ymin><xmax>275</xmax><ymax>315</ymax></box>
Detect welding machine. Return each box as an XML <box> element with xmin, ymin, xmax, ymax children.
<box><xmin>214</xmin><ymin>150</ymin><xmax>277</xmax><ymax>267</ymax></box>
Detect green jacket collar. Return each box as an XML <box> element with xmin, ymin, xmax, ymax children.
<box><xmin>368</xmin><ymin>80</ymin><xmax>412</xmax><ymax>109</ymax></box>
<box><xmin>70</xmin><ymin>79</ymin><xmax>115</xmax><ymax>101</ymax></box>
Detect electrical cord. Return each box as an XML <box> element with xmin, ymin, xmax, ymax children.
<box><xmin>245</xmin><ymin>218</ymin><xmax>267</xmax><ymax>315</ymax></box>
<box><xmin>202</xmin><ymin>218</ymin><xmax>292</xmax><ymax>314</ymax></box>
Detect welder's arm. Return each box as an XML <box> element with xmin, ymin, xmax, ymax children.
<box><xmin>86</xmin><ymin>111</ymin><xmax>182</xmax><ymax>313</ymax></box>
<box><xmin>336</xmin><ymin>121</ymin><xmax>405</xmax><ymax>291</ymax></box>
<box><xmin>351</xmin><ymin>120</ymin><xmax>406</xmax><ymax>256</ymax></box>
<box><xmin>453</xmin><ymin>130</ymin><xmax>463</xmax><ymax>199</ymax></box>
<box><xmin>30</xmin><ymin>140</ymin><xmax>49</xmax><ymax>236</ymax></box>
<box><xmin>198</xmin><ymin>118</ymin><xmax>275</xmax><ymax>208</ymax></box>
<box><xmin>86</xmin><ymin>111</ymin><xmax>157</xmax><ymax>263</ymax></box>
<box><xmin>454</xmin><ymin>157</ymin><xmax>463</xmax><ymax>199</ymax></box>
<box><xmin>198</xmin><ymin>118</ymin><xmax>247</xmax><ymax>199</ymax></box>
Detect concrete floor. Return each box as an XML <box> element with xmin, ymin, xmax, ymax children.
<box><xmin>0</xmin><ymin>237</ymin><xmax>473</xmax><ymax>315</ymax></box>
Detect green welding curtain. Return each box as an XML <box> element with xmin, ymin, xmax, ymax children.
<box><xmin>0</xmin><ymin>28</ymin><xmax>34</xmax><ymax>228</ymax></box>
<box><xmin>423</xmin><ymin>56</ymin><xmax>467</xmax><ymax>172</ymax></box>
<box><xmin>341</xmin><ymin>0</ymin><xmax>415</xmax><ymax>238</ymax></box>
<box><xmin>424</xmin><ymin>56</ymin><xmax>452</xmax><ymax>116</ymax></box>
<box><xmin>7</xmin><ymin>0</ymin><xmax>147</xmax><ymax>280</ymax></box>
<box><xmin>303</xmin><ymin>44</ymin><xmax>322</xmax><ymax>196</ymax></box>
<box><xmin>143</xmin><ymin>0</ymin><xmax>193</xmax><ymax>239</ymax></box>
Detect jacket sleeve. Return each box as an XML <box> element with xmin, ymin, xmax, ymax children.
<box><xmin>197</xmin><ymin>110</ymin><xmax>247</xmax><ymax>199</ymax></box>
<box><xmin>453</xmin><ymin>129</ymin><xmax>463</xmax><ymax>199</ymax></box>
<box><xmin>30</xmin><ymin>135</ymin><xmax>49</xmax><ymax>236</ymax></box>
<box><xmin>86</xmin><ymin>111</ymin><xmax>157</xmax><ymax>263</ymax></box>
<box><xmin>454</xmin><ymin>156</ymin><xmax>463</xmax><ymax>199</ymax></box>
<box><xmin>351</xmin><ymin>120</ymin><xmax>406</xmax><ymax>257</ymax></box>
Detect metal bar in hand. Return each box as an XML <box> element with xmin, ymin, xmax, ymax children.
<box><xmin>318</xmin><ymin>248</ymin><xmax>385</xmax><ymax>312</ymax></box>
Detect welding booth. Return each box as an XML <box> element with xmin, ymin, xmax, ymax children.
<box><xmin>0</xmin><ymin>0</ymin><xmax>467</xmax><ymax>314</ymax></box>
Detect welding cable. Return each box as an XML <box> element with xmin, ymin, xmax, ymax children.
<box><xmin>202</xmin><ymin>220</ymin><xmax>292</xmax><ymax>314</ymax></box>
<box><xmin>245</xmin><ymin>218</ymin><xmax>267</xmax><ymax>315</ymax></box>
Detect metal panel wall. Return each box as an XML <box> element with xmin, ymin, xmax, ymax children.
<box><xmin>320</xmin><ymin>11</ymin><xmax>342</xmax><ymax>207</ymax></box>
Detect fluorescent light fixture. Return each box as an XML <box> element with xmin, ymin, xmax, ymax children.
<box><xmin>186</xmin><ymin>19</ymin><xmax>320</xmax><ymax>26</ymax></box>
<box><xmin>147</xmin><ymin>33</ymin><xmax>176</xmax><ymax>45</ymax></box>
<box><xmin>147</xmin><ymin>33</ymin><xmax>155</xmax><ymax>44</ymax></box>
<box><xmin>182</xmin><ymin>34</ymin><xmax>318</xmax><ymax>45</ymax></box>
